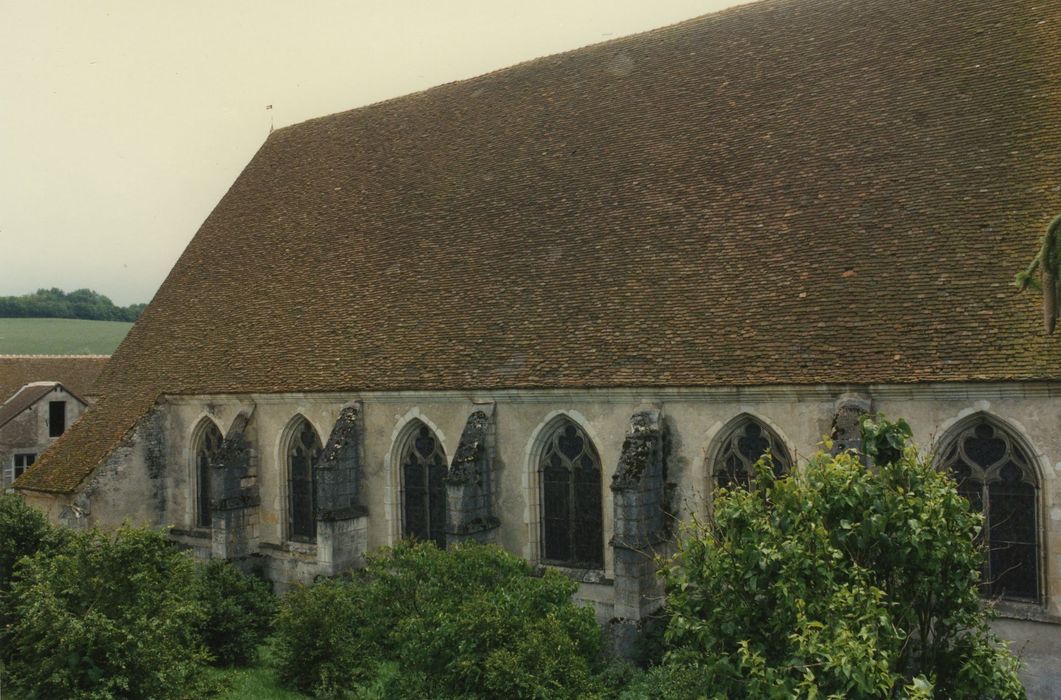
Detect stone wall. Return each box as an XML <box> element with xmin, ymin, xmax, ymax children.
<box><xmin>22</xmin><ymin>382</ymin><xmax>1061</xmax><ymax>693</ymax></box>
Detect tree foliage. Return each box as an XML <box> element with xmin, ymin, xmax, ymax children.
<box><xmin>653</xmin><ymin>424</ymin><xmax>1025</xmax><ymax>699</ymax></box>
<box><xmin>0</xmin><ymin>493</ymin><xmax>65</xmax><ymax>598</ymax></box>
<box><xmin>196</xmin><ymin>558</ymin><xmax>277</xmax><ymax>667</ymax></box>
<box><xmin>273</xmin><ymin>541</ymin><xmax>605</xmax><ymax>699</ymax></box>
<box><xmin>0</xmin><ymin>287</ymin><xmax>146</xmax><ymax>322</ymax></box>
<box><xmin>2</xmin><ymin>525</ymin><xmax>212</xmax><ymax>699</ymax></box>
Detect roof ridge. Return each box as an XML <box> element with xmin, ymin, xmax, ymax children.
<box><xmin>268</xmin><ymin>0</ymin><xmax>768</xmax><ymax>138</ymax></box>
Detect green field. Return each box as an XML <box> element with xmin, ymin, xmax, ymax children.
<box><xmin>0</xmin><ymin>318</ymin><xmax>133</xmax><ymax>354</ymax></box>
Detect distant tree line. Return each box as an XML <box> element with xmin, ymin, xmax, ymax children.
<box><xmin>0</xmin><ymin>288</ymin><xmax>146</xmax><ymax>322</ymax></box>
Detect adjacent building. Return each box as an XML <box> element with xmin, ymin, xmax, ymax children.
<box><xmin>0</xmin><ymin>355</ymin><xmax>107</xmax><ymax>488</ymax></box>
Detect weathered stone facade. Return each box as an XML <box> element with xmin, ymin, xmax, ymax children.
<box><xmin>19</xmin><ymin>383</ymin><xmax>1061</xmax><ymax>692</ymax></box>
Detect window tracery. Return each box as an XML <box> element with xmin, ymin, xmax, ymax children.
<box><xmin>195</xmin><ymin>421</ymin><xmax>223</xmax><ymax>528</ymax></box>
<box><xmin>402</xmin><ymin>423</ymin><xmax>447</xmax><ymax>548</ymax></box>
<box><xmin>540</xmin><ymin>419</ymin><xmax>603</xmax><ymax>569</ymax></box>
<box><xmin>288</xmin><ymin>418</ymin><xmax>322</xmax><ymax>541</ymax></box>
<box><xmin>713</xmin><ymin>417</ymin><xmax>792</xmax><ymax>490</ymax></box>
<box><xmin>939</xmin><ymin>420</ymin><xmax>1040</xmax><ymax>602</ymax></box>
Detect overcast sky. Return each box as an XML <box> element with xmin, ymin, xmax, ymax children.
<box><xmin>1</xmin><ymin>0</ymin><xmax>746</xmax><ymax>305</ymax></box>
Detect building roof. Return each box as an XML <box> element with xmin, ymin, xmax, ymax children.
<box><xmin>16</xmin><ymin>0</ymin><xmax>1061</xmax><ymax>493</ymax></box>
<box><xmin>0</xmin><ymin>356</ymin><xmax>108</xmax><ymax>405</ymax></box>
<box><xmin>0</xmin><ymin>382</ymin><xmax>87</xmax><ymax>431</ymax></box>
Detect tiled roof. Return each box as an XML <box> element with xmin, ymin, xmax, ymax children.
<box><xmin>16</xmin><ymin>0</ymin><xmax>1061</xmax><ymax>493</ymax></box>
<box><xmin>0</xmin><ymin>356</ymin><xmax>108</xmax><ymax>405</ymax></box>
<box><xmin>0</xmin><ymin>384</ymin><xmax>59</xmax><ymax>430</ymax></box>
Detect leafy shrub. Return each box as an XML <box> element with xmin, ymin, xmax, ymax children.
<box><xmin>196</xmin><ymin>558</ymin><xmax>277</xmax><ymax>666</ymax></box>
<box><xmin>655</xmin><ymin>421</ymin><xmax>1025</xmax><ymax>699</ymax></box>
<box><xmin>273</xmin><ymin>577</ymin><xmax>372</xmax><ymax>698</ymax></box>
<box><xmin>0</xmin><ymin>493</ymin><xmax>62</xmax><ymax>596</ymax></box>
<box><xmin>3</xmin><ymin>525</ymin><xmax>211</xmax><ymax>699</ymax></box>
<box><xmin>0</xmin><ymin>493</ymin><xmax>68</xmax><ymax>654</ymax></box>
<box><xmin>274</xmin><ymin>542</ymin><xmax>604</xmax><ymax>699</ymax></box>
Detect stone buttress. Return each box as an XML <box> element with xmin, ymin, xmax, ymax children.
<box><xmin>445</xmin><ymin>404</ymin><xmax>500</xmax><ymax>546</ymax></box>
<box><xmin>209</xmin><ymin>407</ymin><xmax>259</xmax><ymax>560</ymax></box>
<box><xmin>313</xmin><ymin>401</ymin><xmax>369</xmax><ymax>575</ymax></box>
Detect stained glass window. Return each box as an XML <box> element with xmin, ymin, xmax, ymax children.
<box><xmin>939</xmin><ymin>420</ymin><xmax>1039</xmax><ymax>602</ymax></box>
<box><xmin>195</xmin><ymin>421</ymin><xmax>224</xmax><ymax>528</ymax></box>
<box><xmin>288</xmin><ymin>418</ymin><xmax>322</xmax><ymax>542</ymax></box>
<box><xmin>713</xmin><ymin>417</ymin><xmax>792</xmax><ymax>490</ymax></box>
<box><xmin>540</xmin><ymin>420</ymin><xmax>603</xmax><ymax>569</ymax></box>
<box><xmin>402</xmin><ymin>423</ymin><xmax>447</xmax><ymax>548</ymax></box>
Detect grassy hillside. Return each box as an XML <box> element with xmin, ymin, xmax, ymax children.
<box><xmin>0</xmin><ymin>318</ymin><xmax>132</xmax><ymax>355</ymax></box>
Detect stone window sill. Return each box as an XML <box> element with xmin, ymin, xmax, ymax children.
<box><xmin>260</xmin><ymin>540</ymin><xmax>318</xmax><ymax>556</ymax></box>
<box><xmin>168</xmin><ymin>527</ymin><xmax>210</xmax><ymax>540</ymax></box>
<box><xmin>535</xmin><ymin>563</ymin><xmax>613</xmax><ymax>586</ymax></box>
<box><xmin>992</xmin><ymin>600</ymin><xmax>1061</xmax><ymax>625</ymax></box>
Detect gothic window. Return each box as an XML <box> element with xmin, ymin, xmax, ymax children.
<box><xmin>287</xmin><ymin>418</ymin><xmax>322</xmax><ymax>542</ymax></box>
<box><xmin>540</xmin><ymin>419</ymin><xmax>603</xmax><ymax>569</ymax></box>
<box><xmin>938</xmin><ymin>419</ymin><xmax>1040</xmax><ymax>602</ymax></box>
<box><xmin>713</xmin><ymin>417</ymin><xmax>792</xmax><ymax>490</ymax></box>
<box><xmin>401</xmin><ymin>423</ymin><xmax>447</xmax><ymax>548</ymax></box>
<box><xmin>194</xmin><ymin>421</ymin><xmax>224</xmax><ymax>528</ymax></box>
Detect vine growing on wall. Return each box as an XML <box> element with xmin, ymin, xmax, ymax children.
<box><xmin>1015</xmin><ymin>214</ymin><xmax>1061</xmax><ymax>334</ymax></box>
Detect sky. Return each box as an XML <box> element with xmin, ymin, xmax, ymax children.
<box><xmin>0</xmin><ymin>0</ymin><xmax>747</xmax><ymax>306</ymax></box>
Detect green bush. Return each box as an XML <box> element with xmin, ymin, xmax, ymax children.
<box><xmin>0</xmin><ymin>493</ymin><xmax>68</xmax><ymax>655</ymax></box>
<box><xmin>273</xmin><ymin>577</ymin><xmax>371</xmax><ymax>698</ymax></box>
<box><xmin>654</xmin><ymin>418</ymin><xmax>1025</xmax><ymax>699</ymax></box>
<box><xmin>0</xmin><ymin>493</ymin><xmax>61</xmax><ymax>596</ymax></box>
<box><xmin>197</xmin><ymin>558</ymin><xmax>277</xmax><ymax>666</ymax></box>
<box><xmin>3</xmin><ymin>525</ymin><xmax>211</xmax><ymax>699</ymax></box>
<box><xmin>274</xmin><ymin>542</ymin><xmax>604</xmax><ymax>699</ymax></box>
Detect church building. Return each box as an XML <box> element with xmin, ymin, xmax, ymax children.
<box><xmin>13</xmin><ymin>0</ymin><xmax>1061</xmax><ymax>692</ymax></box>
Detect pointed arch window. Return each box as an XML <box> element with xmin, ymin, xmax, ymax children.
<box><xmin>540</xmin><ymin>419</ymin><xmax>603</xmax><ymax>569</ymax></box>
<box><xmin>939</xmin><ymin>419</ymin><xmax>1040</xmax><ymax>602</ymax></box>
<box><xmin>287</xmin><ymin>418</ymin><xmax>322</xmax><ymax>542</ymax></box>
<box><xmin>194</xmin><ymin>421</ymin><xmax>224</xmax><ymax>528</ymax></box>
<box><xmin>401</xmin><ymin>423</ymin><xmax>447</xmax><ymax>548</ymax></box>
<box><xmin>713</xmin><ymin>417</ymin><xmax>792</xmax><ymax>490</ymax></box>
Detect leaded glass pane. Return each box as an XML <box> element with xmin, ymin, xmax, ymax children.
<box><xmin>543</xmin><ymin>463</ymin><xmax>571</xmax><ymax>562</ymax></box>
<box><xmin>288</xmin><ymin>419</ymin><xmax>322</xmax><ymax>541</ymax></box>
<box><xmin>195</xmin><ymin>422</ymin><xmax>223</xmax><ymax>528</ymax></box>
<box><xmin>539</xmin><ymin>420</ymin><xmax>603</xmax><ymax>568</ymax></box>
<box><xmin>402</xmin><ymin>424</ymin><xmax>447</xmax><ymax>548</ymax></box>
<box><xmin>573</xmin><ymin>464</ymin><xmax>603</xmax><ymax>565</ymax></box>
<box><xmin>988</xmin><ymin>479</ymin><xmax>1036</xmax><ymax>600</ymax></box>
